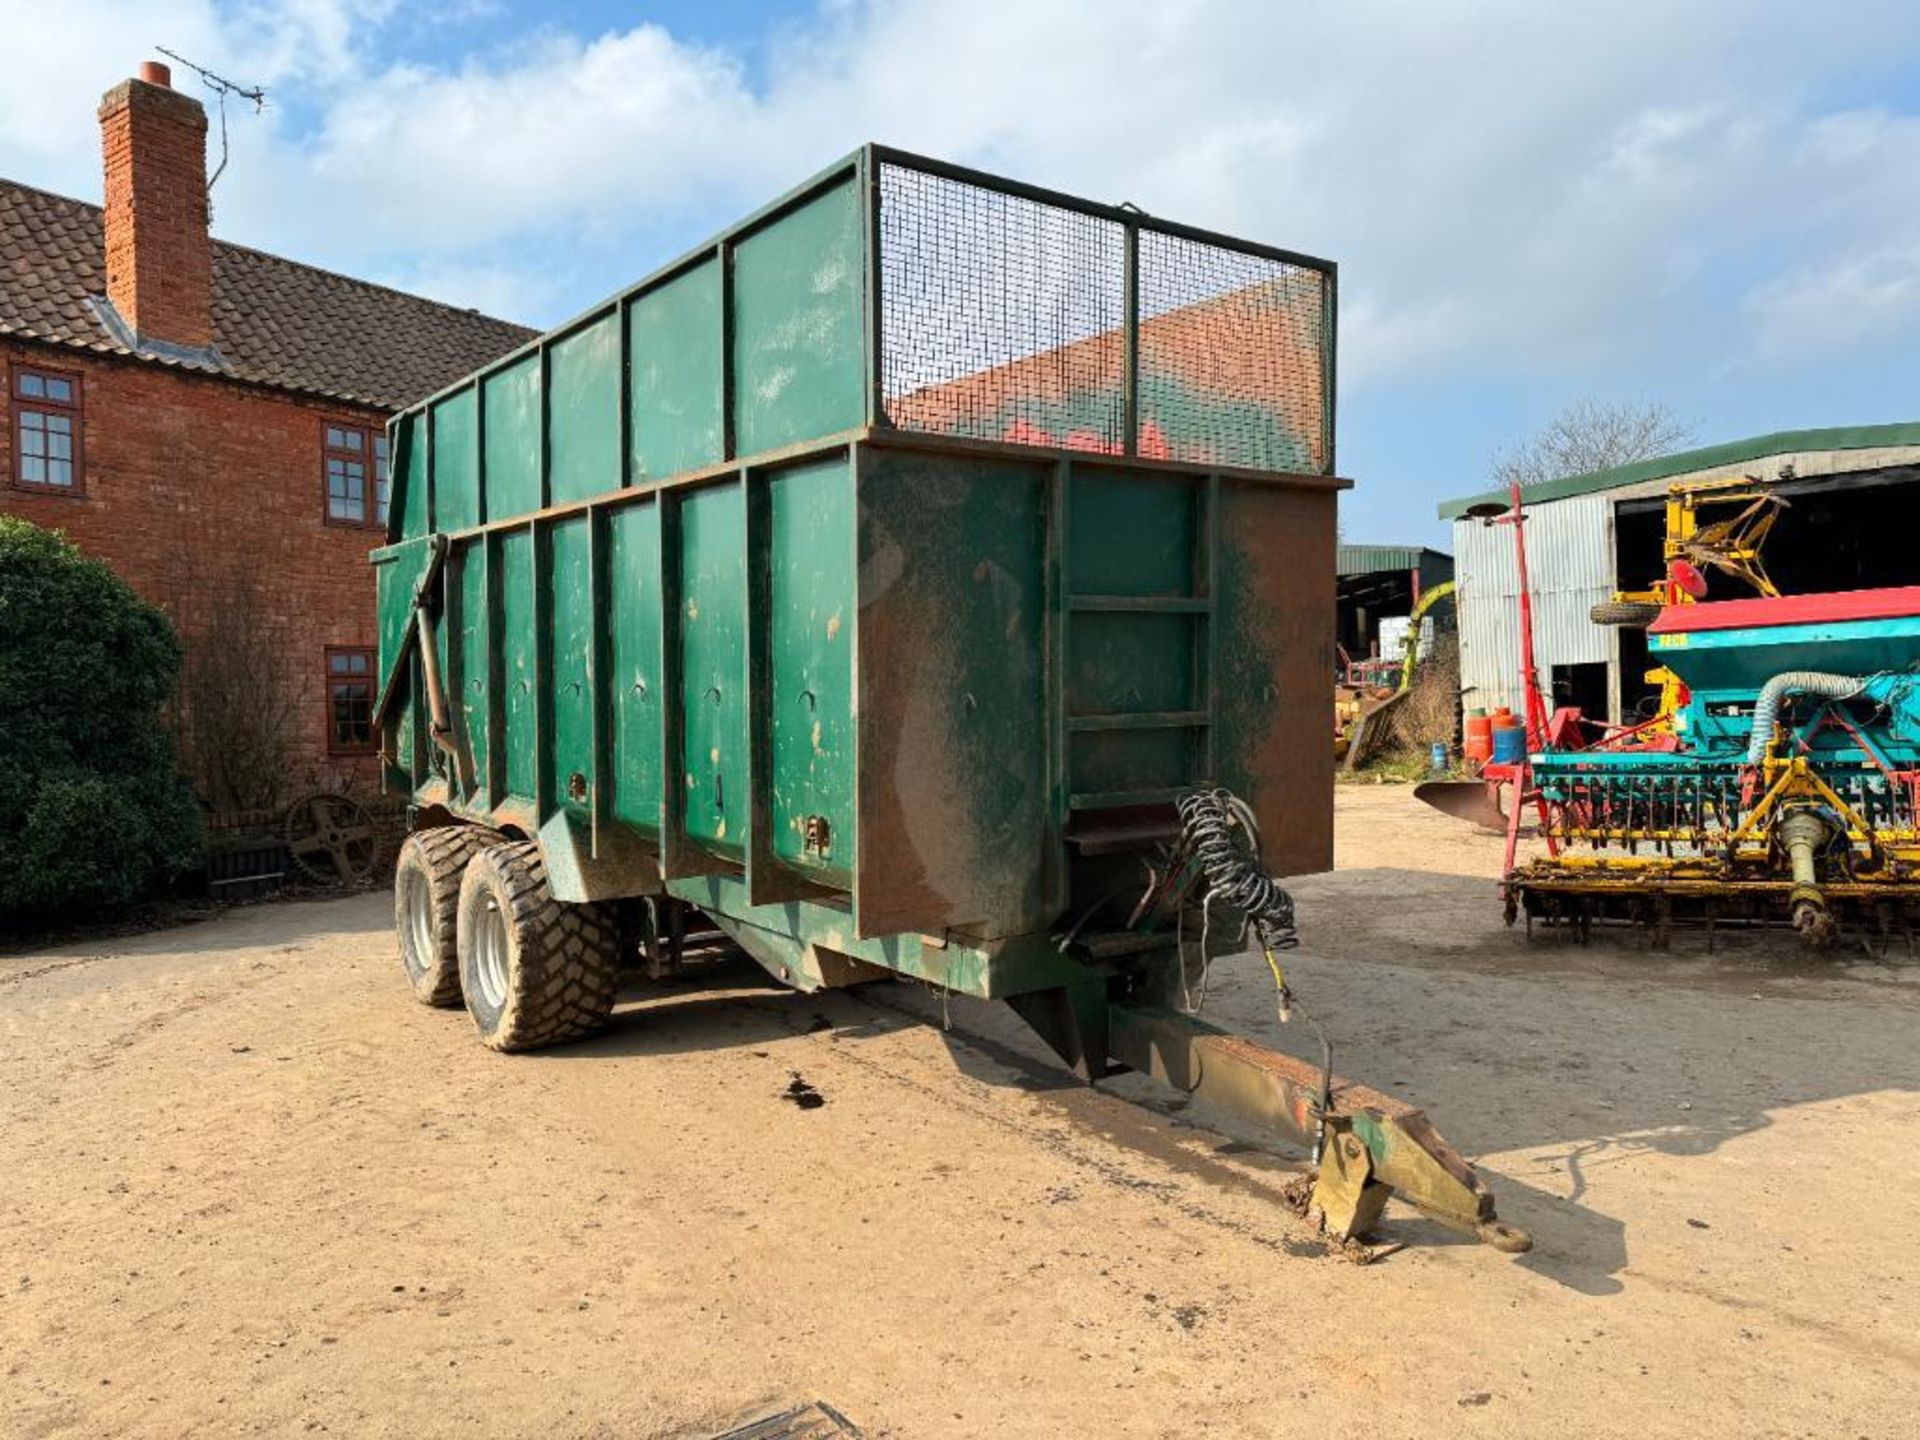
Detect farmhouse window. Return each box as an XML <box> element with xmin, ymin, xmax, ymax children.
<box><xmin>10</xmin><ymin>365</ymin><xmax>83</xmax><ymax>494</ymax></box>
<box><xmin>326</xmin><ymin>647</ymin><xmax>377</xmax><ymax>754</ymax></box>
<box><xmin>324</xmin><ymin>422</ymin><xmax>390</xmax><ymax>528</ymax></box>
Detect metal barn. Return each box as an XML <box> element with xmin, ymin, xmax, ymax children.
<box><xmin>1438</xmin><ymin>424</ymin><xmax>1920</xmax><ymax>726</ymax></box>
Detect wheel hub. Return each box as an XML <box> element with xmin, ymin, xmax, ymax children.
<box><xmin>473</xmin><ymin>897</ymin><xmax>510</xmax><ymax>1010</ymax></box>
<box><xmin>400</xmin><ymin>868</ymin><xmax>434</xmax><ymax>978</ymax></box>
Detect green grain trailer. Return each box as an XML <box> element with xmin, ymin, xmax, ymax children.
<box><xmin>373</xmin><ymin>147</ymin><xmax>1527</xmax><ymax>1252</ymax></box>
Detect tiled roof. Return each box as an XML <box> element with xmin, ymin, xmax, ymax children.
<box><xmin>0</xmin><ymin>177</ymin><xmax>535</xmax><ymax>410</ymax></box>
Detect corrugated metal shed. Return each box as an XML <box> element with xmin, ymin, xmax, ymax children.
<box><xmin>1445</xmin><ymin>429</ymin><xmax>1920</xmax><ymax>723</ymax></box>
<box><xmin>1452</xmin><ymin>492</ymin><xmax>1614</xmax><ymax>716</ymax></box>
<box><xmin>1436</xmin><ymin>421</ymin><xmax>1920</xmax><ymax>519</ymax></box>
<box><xmin>1337</xmin><ymin>543</ymin><xmax>1445</xmax><ymax>576</ymax></box>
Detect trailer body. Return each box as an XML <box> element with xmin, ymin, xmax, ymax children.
<box><xmin>374</xmin><ymin>147</ymin><xmax>1527</xmax><ymax>1250</ymax></box>
<box><xmin>375</xmin><ymin>146</ymin><xmax>1338</xmax><ymax>994</ymax></box>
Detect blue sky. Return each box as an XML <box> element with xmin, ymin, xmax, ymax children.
<box><xmin>6</xmin><ymin>1</ymin><xmax>1920</xmax><ymax>548</ymax></box>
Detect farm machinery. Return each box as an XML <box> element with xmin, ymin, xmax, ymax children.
<box><xmin>1510</xmin><ymin>585</ymin><xmax>1920</xmax><ymax>945</ymax></box>
<box><xmin>1588</xmin><ymin>474</ymin><xmax>1788</xmax><ymax>742</ymax></box>
<box><xmin>1430</xmin><ymin>475</ymin><xmax>1920</xmax><ymax>947</ymax></box>
<box><xmin>1335</xmin><ymin>580</ymin><xmax>1456</xmax><ymax>769</ymax></box>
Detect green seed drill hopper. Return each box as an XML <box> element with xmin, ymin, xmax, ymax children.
<box><xmin>372</xmin><ymin>146</ymin><xmax>1527</xmax><ymax>1253</ymax></box>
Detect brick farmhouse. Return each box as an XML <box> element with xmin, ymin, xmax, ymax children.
<box><xmin>0</xmin><ymin>61</ymin><xmax>532</xmax><ymax>805</ymax></box>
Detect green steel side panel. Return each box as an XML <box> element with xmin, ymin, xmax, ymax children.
<box><xmin>1067</xmin><ymin>468</ymin><xmax>1196</xmax><ymax>597</ymax></box>
<box><xmin>456</xmin><ymin>538</ymin><xmax>490</xmax><ymax>797</ymax></box>
<box><xmin>606</xmin><ymin>502</ymin><xmax>664</xmax><ymax>836</ymax></box>
<box><xmin>854</xmin><ymin>446</ymin><xmax>1050</xmax><ymax>941</ymax></box>
<box><xmin>372</xmin><ymin>537</ymin><xmax>434</xmax><ymax>788</ymax></box>
<box><xmin>670</xmin><ymin>872</ymin><xmax>1089</xmax><ymax>1000</ymax></box>
<box><xmin>484</xmin><ymin>356</ymin><xmax>542</xmax><ymax>520</ymax></box>
<box><xmin>402</xmin><ymin>412</ymin><xmax>430</xmax><ymax>540</ymax></box>
<box><xmin>433</xmin><ymin>573</ymin><xmax>454</xmax><ymax>793</ymax></box>
<box><xmin>549</xmin><ymin>314</ymin><xmax>621</xmax><ymax>506</ymax></box>
<box><xmin>1069</xmin><ymin>727</ymin><xmax>1190</xmax><ymax>795</ymax></box>
<box><xmin>384</xmin><ymin>416</ymin><xmax>411</xmax><ymax>541</ymax></box>
<box><xmin>373</xmin><ymin>537</ymin><xmax>430</xmax><ymax>683</ymax></box>
<box><xmin>404</xmin><ymin>653</ymin><xmax>425</xmax><ymax>787</ymax></box>
<box><xmin>732</xmin><ymin>179</ymin><xmax>865</xmax><ymax>456</ymax></box>
<box><xmin>680</xmin><ymin>481</ymin><xmax>748</xmax><ymax>860</ymax></box>
<box><xmin>1214</xmin><ymin>477</ymin><xmax>1335</xmax><ymax>877</ymax></box>
<box><xmin>1067</xmin><ymin>611</ymin><xmax>1194</xmax><ymax>715</ymax></box>
<box><xmin>630</xmin><ymin>261</ymin><xmax>724</xmax><ymax>481</ymax></box>
<box><xmin>768</xmin><ymin>456</ymin><xmax>855</xmax><ymax>883</ymax></box>
<box><xmin>1062</xmin><ymin>467</ymin><xmax>1204</xmax><ymax>799</ymax></box>
<box><xmin>431</xmin><ymin>389</ymin><xmax>481</xmax><ymax>533</ymax></box>
<box><xmin>497</xmin><ymin>527</ymin><xmax>537</xmax><ymax>804</ymax></box>
<box><xmin>546</xmin><ymin>517</ymin><xmax>595</xmax><ymax>818</ymax></box>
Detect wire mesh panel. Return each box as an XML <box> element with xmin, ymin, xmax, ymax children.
<box><xmin>1136</xmin><ymin>229</ymin><xmax>1329</xmax><ymax>473</ymax></box>
<box><xmin>879</xmin><ymin>163</ymin><xmax>1127</xmax><ymax>452</ymax></box>
<box><xmin>877</xmin><ymin>154</ymin><xmax>1333</xmax><ymax>473</ymax></box>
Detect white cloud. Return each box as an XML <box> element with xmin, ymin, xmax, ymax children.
<box><xmin>5</xmin><ymin>0</ymin><xmax>1920</xmax><ymax>391</ymax></box>
<box><xmin>1746</xmin><ymin>246</ymin><xmax>1920</xmax><ymax>360</ymax></box>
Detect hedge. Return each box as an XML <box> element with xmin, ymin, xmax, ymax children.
<box><xmin>0</xmin><ymin>518</ymin><xmax>202</xmax><ymax>918</ymax></box>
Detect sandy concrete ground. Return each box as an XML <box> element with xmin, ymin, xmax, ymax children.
<box><xmin>4</xmin><ymin>785</ymin><xmax>1919</xmax><ymax>1438</ymax></box>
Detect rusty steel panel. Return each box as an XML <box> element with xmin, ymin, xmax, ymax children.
<box><xmin>1213</xmin><ymin>475</ymin><xmax>1338</xmax><ymax>878</ymax></box>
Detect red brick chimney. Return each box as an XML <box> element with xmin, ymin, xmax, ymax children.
<box><xmin>99</xmin><ymin>60</ymin><xmax>213</xmax><ymax>351</ymax></box>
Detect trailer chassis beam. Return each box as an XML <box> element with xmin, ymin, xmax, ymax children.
<box><xmin>1106</xmin><ymin>1001</ymin><xmax>1530</xmax><ymax>1252</ymax></box>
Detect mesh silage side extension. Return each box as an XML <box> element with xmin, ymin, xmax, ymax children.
<box><xmin>877</xmin><ymin>160</ymin><xmax>1330</xmax><ymax>473</ymax></box>
<box><xmin>1136</xmin><ymin>229</ymin><xmax>1328</xmax><ymax>473</ymax></box>
<box><xmin>879</xmin><ymin>163</ymin><xmax>1126</xmax><ymax>453</ymax></box>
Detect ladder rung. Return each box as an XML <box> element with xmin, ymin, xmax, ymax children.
<box><xmin>1069</xmin><ymin>786</ymin><xmax>1188</xmax><ymax>810</ymax></box>
<box><xmin>1068</xmin><ymin>710</ymin><xmax>1210</xmax><ymax>732</ymax></box>
<box><xmin>1069</xmin><ymin>595</ymin><xmax>1210</xmax><ymax>613</ymax></box>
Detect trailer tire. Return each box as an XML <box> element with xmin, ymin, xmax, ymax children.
<box><xmin>395</xmin><ymin>826</ymin><xmax>500</xmax><ymax>1007</ymax></box>
<box><xmin>456</xmin><ymin>841</ymin><xmax>620</xmax><ymax>1052</ymax></box>
<box><xmin>1589</xmin><ymin>599</ymin><xmax>1662</xmax><ymax>628</ymax></box>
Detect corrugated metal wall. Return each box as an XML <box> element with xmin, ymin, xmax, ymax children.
<box><xmin>1451</xmin><ymin>492</ymin><xmax>1615</xmax><ymax>718</ymax></box>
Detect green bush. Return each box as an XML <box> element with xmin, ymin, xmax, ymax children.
<box><xmin>0</xmin><ymin>519</ymin><xmax>202</xmax><ymax>918</ymax></box>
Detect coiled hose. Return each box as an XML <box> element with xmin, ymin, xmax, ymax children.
<box><xmin>1169</xmin><ymin>788</ymin><xmax>1330</xmax><ymax>1155</ymax></box>
<box><xmin>1746</xmin><ymin>672</ymin><xmax>1865</xmax><ymax>764</ymax></box>
<box><xmin>1173</xmin><ymin>788</ymin><xmax>1300</xmax><ymax>958</ymax></box>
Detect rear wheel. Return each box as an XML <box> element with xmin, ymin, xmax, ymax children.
<box><xmin>394</xmin><ymin>826</ymin><xmax>499</xmax><ymax>1007</ymax></box>
<box><xmin>457</xmin><ymin>841</ymin><xmax>620</xmax><ymax>1052</ymax></box>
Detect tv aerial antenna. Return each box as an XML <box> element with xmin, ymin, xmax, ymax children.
<box><xmin>154</xmin><ymin>46</ymin><xmax>267</xmax><ymax>207</ymax></box>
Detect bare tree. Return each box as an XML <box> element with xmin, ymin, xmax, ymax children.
<box><xmin>160</xmin><ymin>556</ymin><xmax>311</xmax><ymax>814</ymax></box>
<box><xmin>1493</xmin><ymin>398</ymin><xmax>1693</xmax><ymax>491</ymax></box>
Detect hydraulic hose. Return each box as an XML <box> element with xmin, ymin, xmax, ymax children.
<box><xmin>1745</xmin><ymin>672</ymin><xmax>1864</xmax><ymax>764</ymax></box>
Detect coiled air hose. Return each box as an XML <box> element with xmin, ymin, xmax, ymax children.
<box><xmin>1168</xmin><ymin>789</ymin><xmax>1332</xmax><ymax>1156</ymax></box>
<box><xmin>1746</xmin><ymin>672</ymin><xmax>1865</xmax><ymax>764</ymax></box>
<box><xmin>1173</xmin><ymin>788</ymin><xmax>1300</xmax><ymax>973</ymax></box>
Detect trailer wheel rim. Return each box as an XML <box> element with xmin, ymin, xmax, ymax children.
<box><xmin>472</xmin><ymin>895</ymin><xmax>510</xmax><ymax>1010</ymax></box>
<box><xmin>400</xmin><ymin>867</ymin><xmax>434</xmax><ymax>980</ymax></box>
